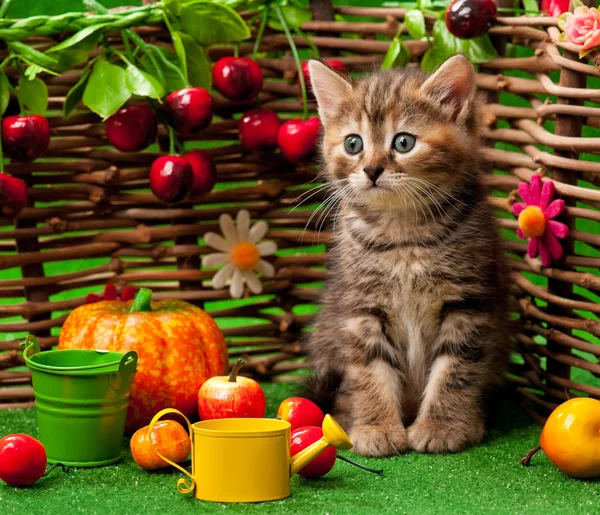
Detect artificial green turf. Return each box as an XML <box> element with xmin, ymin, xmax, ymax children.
<box><xmin>1</xmin><ymin>383</ymin><xmax>599</xmax><ymax>515</ymax></box>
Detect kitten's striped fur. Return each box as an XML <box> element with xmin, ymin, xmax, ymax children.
<box><xmin>304</xmin><ymin>56</ymin><xmax>510</xmax><ymax>456</ymax></box>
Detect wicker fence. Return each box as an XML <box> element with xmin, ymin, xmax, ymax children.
<box><xmin>1</xmin><ymin>2</ymin><xmax>599</xmax><ymax>423</ymax></box>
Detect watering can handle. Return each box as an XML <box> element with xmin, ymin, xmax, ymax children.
<box><xmin>148</xmin><ymin>409</ymin><xmax>195</xmax><ymax>495</ymax></box>
<box><xmin>21</xmin><ymin>335</ymin><xmax>40</xmax><ymax>361</ymax></box>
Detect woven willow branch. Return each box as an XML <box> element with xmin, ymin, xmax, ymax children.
<box><xmin>0</xmin><ymin>4</ymin><xmax>162</xmax><ymax>41</ymax></box>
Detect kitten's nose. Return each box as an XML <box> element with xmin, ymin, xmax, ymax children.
<box><xmin>363</xmin><ymin>166</ymin><xmax>384</xmax><ymax>184</ymax></box>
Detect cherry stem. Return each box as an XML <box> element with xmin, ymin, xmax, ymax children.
<box><xmin>274</xmin><ymin>2</ymin><xmax>308</xmax><ymax>121</ymax></box>
<box><xmin>0</xmin><ymin>113</ymin><xmax>4</xmax><ymax>174</ymax></box>
<box><xmin>337</xmin><ymin>455</ymin><xmax>383</xmax><ymax>476</ymax></box>
<box><xmin>252</xmin><ymin>4</ymin><xmax>270</xmax><ymax>61</ymax></box>
<box><xmin>229</xmin><ymin>359</ymin><xmax>244</xmax><ymax>383</ymax></box>
<box><xmin>520</xmin><ymin>444</ymin><xmax>541</xmax><ymax>467</ymax></box>
<box><xmin>43</xmin><ymin>462</ymin><xmax>69</xmax><ymax>476</ymax></box>
<box><xmin>168</xmin><ymin>126</ymin><xmax>176</xmax><ymax>155</ymax></box>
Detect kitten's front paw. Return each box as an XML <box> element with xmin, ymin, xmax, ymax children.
<box><xmin>349</xmin><ymin>424</ymin><xmax>408</xmax><ymax>457</ymax></box>
<box><xmin>407</xmin><ymin>419</ymin><xmax>484</xmax><ymax>453</ymax></box>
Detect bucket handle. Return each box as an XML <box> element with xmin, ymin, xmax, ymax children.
<box><xmin>109</xmin><ymin>351</ymin><xmax>138</xmax><ymax>392</ymax></box>
<box><xmin>21</xmin><ymin>334</ymin><xmax>40</xmax><ymax>363</ymax></box>
<box><xmin>148</xmin><ymin>408</ymin><xmax>195</xmax><ymax>495</ymax></box>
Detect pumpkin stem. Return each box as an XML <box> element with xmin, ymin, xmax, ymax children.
<box><xmin>229</xmin><ymin>359</ymin><xmax>244</xmax><ymax>383</ymax></box>
<box><xmin>520</xmin><ymin>444</ymin><xmax>542</xmax><ymax>467</ymax></box>
<box><xmin>130</xmin><ymin>287</ymin><xmax>153</xmax><ymax>313</ymax></box>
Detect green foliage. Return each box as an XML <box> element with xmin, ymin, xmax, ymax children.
<box><xmin>63</xmin><ymin>65</ymin><xmax>91</xmax><ymax>118</ymax></box>
<box><xmin>140</xmin><ymin>47</ymin><xmax>187</xmax><ymax>93</ymax></box>
<box><xmin>83</xmin><ymin>59</ymin><xmax>131</xmax><ymax>120</ymax></box>
<box><xmin>382</xmin><ymin>38</ymin><xmax>410</xmax><ymax>69</ymax></box>
<box><xmin>179</xmin><ymin>32</ymin><xmax>212</xmax><ymax>90</ymax></box>
<box><xmin>125</xmin><ymin>64</ymin><xmax>165</xmax><ymax>100</ymax></box>
<box><xmin>268</xmin><ymin>3</ymin><xmax>312</xmax><ymax>31</ymax></box>
<box><xmin>405</xmin><ymin>9</ymin><xmax>426</xmax><ymax>40</ymax></box>
<box><xmin>17</xmin><ymin>76</ymin><xmax>48</xmax><ymax>114</ymax></box>
<box><xmin>180</xmin><ymin>1</ymin><xmax>250</xmax><ymax>46</ymax></box>
<box><xmin>0</xmin><ymin>71</ymin><xmax>10</xmax><ymax>116</ymax></box>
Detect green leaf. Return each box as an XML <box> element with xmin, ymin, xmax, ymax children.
<box><xmin>381</xmin><ymin>38</ymin><xmax>410</xmax><ymax>69</ymax></box>
<box><xmin>47</xmin><ymin>24</ymin><xmax>107</xmax><ymax>53</ymax></box>
<box><xmin>17</xmin><ymin>76</ymin><xmax>48</xmax><ymax>115</ymax></box>
<box><xmin>178</xmin><ymin>32</ymin><xmax>211</xmax><ymax>90</ymax></box>
<box><xmin>180</xmin><ymin>1</ymin><xmax>251</xmax><ymax>46</ymax></box>
<box><xmin>405</xmin><ymin>9</ymin><xmax>426</xmax><ymax>40</ymax></box>
<box><xmin>522</xmin><ymin>0</ymin><xmax>539</xmax><ymax>15</ymax></box>
<box><xmin>268</xmin><ymin>4</ymin><xmax>312</xmax><ymax>30</ymax></box>
<box><xmin>465</xmin><ymin>34</ymin><xmax>498</xmax><ymax>64</ymax></box>
<box><xmin>64</xmin><ymin>66</ymin><xmax>91</xmax><ymax>118</ymax></box>
<box><xmin>140</xmin><ymin>47</ymin><xmax>187</xmax><ymax>93</ymax></box>
<box><xmin>420</xmin><ymin>47</ymin><xmax>446</xmax><ymax>72</ymax></box>
<box><xmin>164</xmin><ymin>0</ymin><xmax>181</xmax><ymax>16</ymax></box>
<box><xmin>432</xmin><ymin>20</ymin><xmax>496</xmax><ymax>64</ymax></box>
<box><xmin>125</xmin><ymin>64</ymin><xmax>165</xmax><ymax>100</ymax></box>
<box><xmin>83</xmin><ymin>60</ymin><xmax>131</xmax><ymax>120</ymax></box>
<box><xmin>0</xmin><ymin>71</ymin><xmax>10</xmax><ymax>117</ymax></box>
<box><xmin>55</xmin><ymin>32</ymin><xmax>102</xmax><ymax>71</ymax></box>
<box><xmin>171</xmin><ymin>31</ymin><xmax>187</xmax><ymax>80</ymax></box>
<box><xmin>24</xmin><ymin>64</ymin><xmax>59</xmax><ymax>80</ymax></box>
<box><xmin>9</xmin><ymin>41</ymin><xmax>58</xmax><ymax>70</ymax></box>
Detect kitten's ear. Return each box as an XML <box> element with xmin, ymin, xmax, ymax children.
<box><xmin>420</xmin><ymin>54</ymin><xmax>476</xmax><ymax>122</ymax></box>
<box><xmin>308</xmin><ymin>60</ymin><xmax>352</xmax><ymax>126</ymax></box>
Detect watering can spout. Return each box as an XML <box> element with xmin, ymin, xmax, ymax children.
<box><xmin>290</xmin><ymin>414</ymin><xmax>353</xmax><ymax>476</ymax></box>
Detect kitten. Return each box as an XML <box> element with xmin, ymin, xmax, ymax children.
<box><xmin>303</xmin><ymin>55</ymin><xmax>510</xmax><ymax>456</ymax></box>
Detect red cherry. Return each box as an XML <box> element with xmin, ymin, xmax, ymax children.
<box><xmin>103</xmin><ymin>283</ymin><xmax>118</xmax><ymax>301</ymax></box>
<box><xmin>104</xmin><ymin>104</ymin><xmax>157</xmax><ymax>152</ymax></box>
<box><xmin>238</xmin><ymin>108</ymin><xmax>280</xmax><ymax>152</ymax></box>
<box><xmin>183</xmin><ymin>149</ymin><xmax>217</xmax><ymax>197</ymax></box>
<box><xmin>212</xmin><ymin>57</ymin><xmax>263</xmax><ymax>102</ymax></box>
<box><xmin>299</xmin><ymin>60</ymin><xmax>346</xmax><ymax>93</ymax></box>
<box><xmin>149</xmin><ymin>156</ymin><xmax>193</xmax><ymax>204</ymax></box>
<box><xmin>165</xmin><ymin>88</ymin><xmax>213</xmax><ymax>135</ymax></box>
<box><xmin>290</xmin><ymin>427</ymin><xmax>336</xmax><ymax>478</ymax></box>
<box><xmin>120</xmin><ymin>286</ymin><xmax>136</xmax><ymax>302</ymax></box>
<box><xmin>85</xmin><ymin>293</ymin><xmax>101</xmax><ymax>304</ymax></box>
<box><xmin>445</xmin><ymin>0</ymin><xmax>497</xmax><ymax>39</ymax></box>
<box><xmin>2</xmin><ymin>115</ymin><xmax>50</xmax><ymax>162</ymax></box>
<box><xmin>0</xmin><ymin>434</ymin><xmax>47</xmax><ymax>487</ymax></box>
<box><xmin>0</xmin><ymin>173</ymin><xmax>28</xmax><ymax>216</ymax></box>
<box><xmin>278</xmin><ymin>397</ymin><xmax>325</xmax><ymax>432</ymax></box>
<box><xmin>277</xmin><ymin>117</ymin><xmax>321</xmax><ymax>164</ymax></box>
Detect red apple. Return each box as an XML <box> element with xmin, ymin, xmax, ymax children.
<box><xmin>238</xmin><ymin>108</ymin><xmax>280</xmax><ymax>152</ymax></box>
<box><xmin>277</xmin><ymin>117</ymin><xmax>321</xmax><ymax>164</ymax></box>
<box><xmin>183</xmin><ymin>149</ymin><xmax>217</xmax><ymax>197</ymax></box>
<box><xmin>165</xmin><ymin>88</ymin><xmax>213</xmax><ymax>134</ymax></box>
<box><xmin>0</xmin><ymin>173</ymin><xmax>27</xmax><ymax>216</ymax></box>
<box><xmin>149</xmin><ymin>155</ymin><xmax>193</xmax><ymax>204</ymax></box>
<box><xmin>299</xmin><ymin>60</ymin><xmax>346</xmax><ymax>94</ymax></box>
<box><xmin>105</xmin><ymin>104</ymin><xmax>157</xmax><ymax>152</ymax></box>
<box><xmin>290</xmin><ymin>426</ymin><xmax>336</xmax><ymax>478</ymax></box>
<box><xmin>2</xmin><ymin>115</ymin><xmax>50</xmax><ymax>162</ymax></box>
<box><xmin>198</xmin><ymin>359</ymin><xmax>266</xmax><ymax>420</ymax></box>
<box><xmin>0</xmin><ymin>434</ymin><xmax>47</xmax><ymax>487</ymax></box>
<box><xmin>278</xmin><ymin>397</ymin><xmax>325</xmax><ymax>432</ymax></box>
<box><xmin>212</xmin><ymin>57</ymin><xmax>263</xmax><ymax>102</ymax></box>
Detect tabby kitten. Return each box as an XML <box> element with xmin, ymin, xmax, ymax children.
<box><xmin>304</xmin><ymin>55</ymin><xmax>510</xmax><ymax>456</ymax></box>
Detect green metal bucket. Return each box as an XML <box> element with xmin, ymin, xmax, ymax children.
<box><xmin>22</xmin><ymin>335</ymin><xmax>138</xmax><ymax>467</ymax></box>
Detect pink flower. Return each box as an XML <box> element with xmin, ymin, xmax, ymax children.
<box><xmin>564</xmin><ymin>6</ymin><xmax>600</xmax><ymax>51</ymax></box>
<box><xmin>541</xmin><ymin>0</ymin><xmax>570</xmax><ymax>17</ymax></box>
<box><xmin>512</xmin><ymin>174</ymin><xmax>569</xmax><ymax>268</ymax></box>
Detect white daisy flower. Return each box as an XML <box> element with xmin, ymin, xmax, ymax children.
<box><xmin>202</xmin><ymin>209</ymin><xmax>277</xmax><ymax>299</ymax></box>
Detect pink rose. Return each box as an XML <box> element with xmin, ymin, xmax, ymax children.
<box><xmin>564</xmin><ymin>6</ymin><xmax>600</xmax><ymax>50</ymax></box>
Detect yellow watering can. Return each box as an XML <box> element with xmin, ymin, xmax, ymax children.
<box><xmin>148</xmin><ymin>408</ymin><xmax>353</xmax><ymax>503</ymax></box>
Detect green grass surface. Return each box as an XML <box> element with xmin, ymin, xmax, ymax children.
<box><xmin>2</xmin><ymin>383</ymin><xmax>599</xmax><ymax>515</ymax></box>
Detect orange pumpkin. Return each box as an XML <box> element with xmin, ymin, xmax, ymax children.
<box><xmin>59</xmin><ymin>288</ymin><xmax>228</xmax><ymax>432</ymax></box>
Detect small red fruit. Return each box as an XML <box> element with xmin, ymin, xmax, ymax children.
<box><xmin>0</xmin><ymin>173</ymin><xmax>27</xmax><ymax>216</ymax></box>
<box><xmin>165</xmin><ymin>88</ymin><xmax>213</xmax><ymax>134</ymax></box>
<box><xmin>198</xmin><ymin>359</ymin><xmax>266</xmax><ymax>420</ymax></box>
<box><xmin>130</xmin><ymin>420</ymin><xmax>191</xmax><ymax>471</ymax></box>
<box><xmin>445</xmin><ymin>0</ymin><xmax>497</xmax><ymax>40</ymax></box>
<box><xmin>2</xmin><ymin>115</ymin><xmax>50</xmax><ymax>162</ymax></box>
<box><xmin>105</xmin><ymin>104</ymin><xmax>157</xmax><ymax>152</ymax></box>
<box><xmin>238</xmin><ymin>108</ymin><xmax>280</xmax><ymax>152</ymax></box>
<box><xmin>121</xmin><ymin>286</ymin><xmax>136</xmax><ymax>301</ymax></box>
<box><xmin>149</xmin><ymin>156</ymin><xmax>193</xmax><ymax>204</ymax></box>
<box><xmin>0</xmin><ymin>434</ymin><xmax>47</xmax><ymax>487</ymax></box>
<box><xmin>212</xmin><ymin>57</ymin><xmax>263</xmax><ymax>102</ymax></box>
<box><xmin>299</xmin><ymin>60</ymin><xmax>346</xmax><ymax>93</ymax></box>
<box><xmin>184</xmin><ymin>149</ymin><xmax>217</xmax><ymax>197</ymax></box>
<box><xmin>278</xmin><ymin>397</ymin><xmax>325</xmax><ymax>432</ymax></box>
<box><xmin>277</xmin><ymin>117</ymin><xmax>321</xmax><ymax>164</ymax></box>
<box><xmin>290</xmin><ymin>426</ymin><xmax>336</xmax><ymax>478</ymax></box>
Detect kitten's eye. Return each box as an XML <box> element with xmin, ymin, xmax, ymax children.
<box><xmin>344</xmin><ymin>135</ymin><xmax>363</xmax><ymax>155</ymax></box>
<box><xmin>392</xmin><ymin>133</ymin><xmax>416</xmax><ymax>154</ymax></box>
